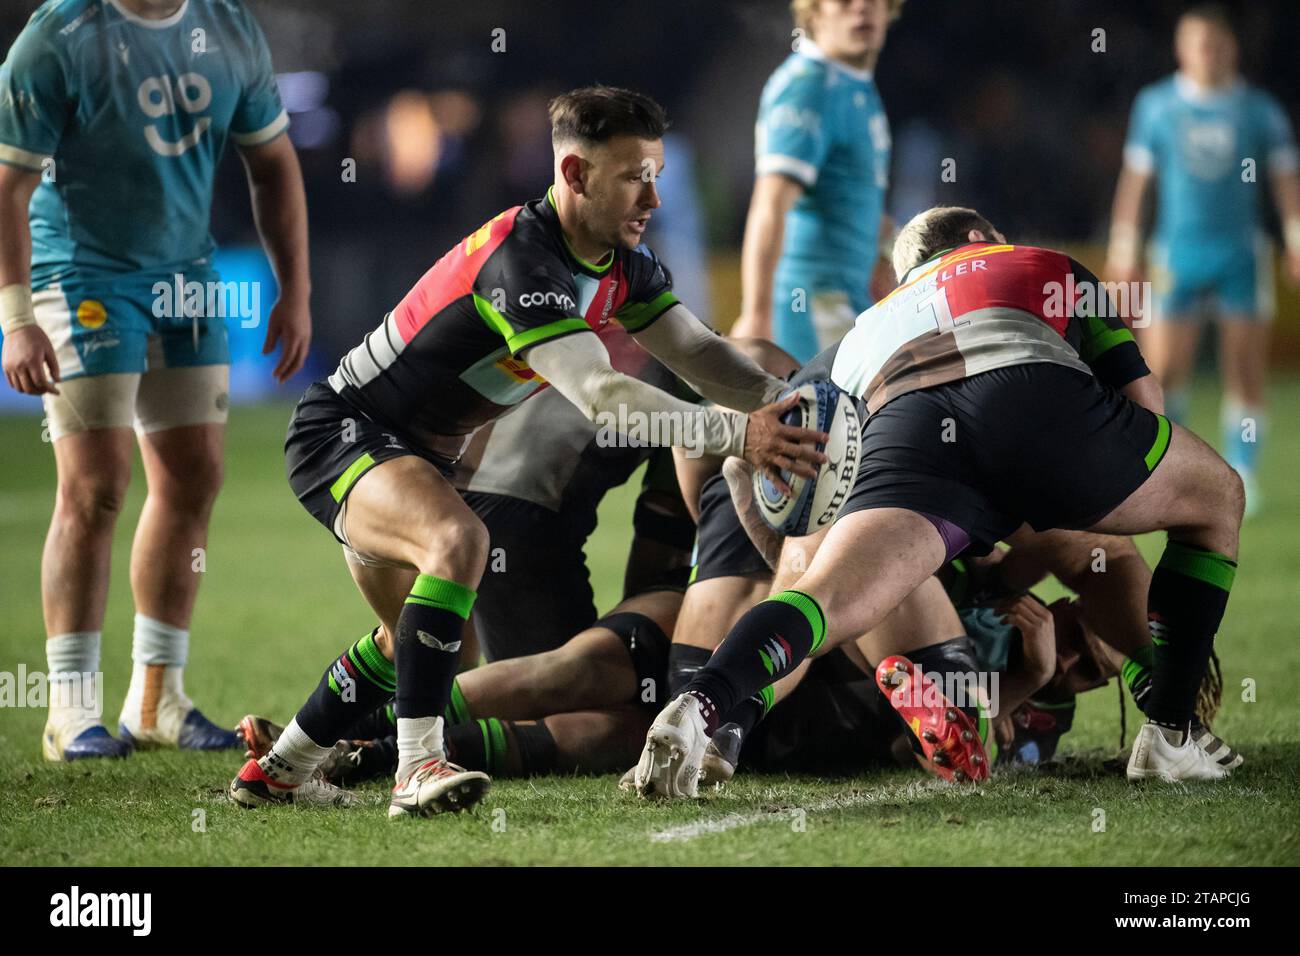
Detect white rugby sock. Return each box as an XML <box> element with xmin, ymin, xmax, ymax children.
<box><xmin>259</xmin><ymin>718</ymin><xmax>333</xmax><ymax>786</ymax></box>
<box><xmin>46</xmin><ymin>631</ymin><xmax>104</xmax><ymax>731</ymax></box>
<box><xmin>121</xmin><ymin>614</ymin><xmax>192</xmax><ymax>733</ymax></box>
<box><xmin>396</xmin><ymin>715</ymin><xmax>445</xmax><ymax>781</ymax></box>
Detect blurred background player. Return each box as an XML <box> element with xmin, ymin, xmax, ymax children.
<box><xmin>0</xmin><ymin>0</ymin><xmax>311</xmax><ymax>760</ymax></box>
<box><xmin>729</xmin><ymin>0</ymin><xmax>899</xmax><ymax>360</ymax></box>
<box><xmin>1106</xmin><ymin>2</ymin><xmax>1300</xmax><ymax>515</ymax></box>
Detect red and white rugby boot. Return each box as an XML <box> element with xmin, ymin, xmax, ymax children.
<box><xmin>229</xmin><ymin>758</ymin><xmax>361</xmax><ymax>808</ymax></box>
<box><xmin>876</xmin><ymin>655</ymin><xmax>990</xmax><ymax>783</ymax></box>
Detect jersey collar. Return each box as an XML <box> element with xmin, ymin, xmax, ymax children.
<box><xmin>106</xmin><ymin>0</ymin><xmax>190</xmax><ymax>28</ymax></box>
<box><xmin>545</xmin><ymin>186</ymin><xmax>614</xmax><ymax>276</ymax></box>
<box><xmin>797</xmin><ymin>39</ymin><xmax>874</xmax><ymax>83</ymax></box>
<box><xmin>1174</xmin><ymin>72</ymin><xmax>1243</xmax><ymax>104</ymax></box>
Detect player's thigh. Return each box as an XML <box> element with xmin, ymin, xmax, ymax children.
<box><xmin>858</xmin><ymin>574</ymin><xmax>963</xmax><ymax>662</ymax></box>
<box><xmin>771</xmin><ymin>525</ymin><xmax>831</xmax><ymax>593</ymax></box>
<box><xmin>1087</xmin><ymin>422</ymin><xmax>1243</xmax><ymax>552</ymax></box>
<box><xmin>674</xmin><ymin>573</ymin><xmax>771</xmax><ymax>650</ymax></box>
<box><xmin>44</xmin><ymin>372</ymin><xmax>140</xmax><ymax>510</ymax></box>
<box><xmin>344</xmin><ymin>455</ymin><xmax>490</xmax><ymax>585</ymax></box>
<box><xmin>798</xmin><ymin>507</ymin><xmax>947</xmax><ymax>652</ymax></box>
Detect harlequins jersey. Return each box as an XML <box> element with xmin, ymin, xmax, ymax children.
<box><xmin>327</xmin><ymin>188</ymin><xmax>679</xmax><ymax>454</ymax></box>
<box><xmin>831</xmin><ymin>243</ymin><xmax>1149</xmax><ymax>415</ymax></box>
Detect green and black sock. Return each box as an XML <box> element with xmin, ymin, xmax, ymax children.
<box><xmin>296</xmin><ymin>630</ymin><xmax>397</xmax><ymax>746</ymax></box>
<box><xmin>1145</xmin><ymin>541</ymin><xmax>1236</xmax><ymax>730</ymax></box>
<box><xmin>445</xmin><ymin>717</ymin><xmax>557</xmax><ymax>776</ymax></box>
<box><xmin>1122</xmin><ymin>644</ymin><xmax>1155</xmax><ymax>714</ymax></box>
<box><xmin>394</xmin><ymin>574</ymin><xmax>475</xmax><ymax>720</ymax></box>
<box><xmin>684</xmin><ymin>590</ymin><xmax>825</xmax><ymax>735</ymax></box>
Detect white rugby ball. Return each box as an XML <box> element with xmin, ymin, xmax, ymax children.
<box><xmin>752</xmin><ymin>380</ymin><xmax>861</xmax><ymax>537</ymax></box>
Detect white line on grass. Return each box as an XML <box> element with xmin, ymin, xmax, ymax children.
<box><xmin>649</xmin><ymin>779</ymin><xmax>950</xmax><ymax>843</ymax></box>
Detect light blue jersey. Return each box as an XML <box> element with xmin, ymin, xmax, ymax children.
<box><xmin>0</xmin><ymin>0</ymin><xmax>288</xmax><ymax>289</ymax></box>
<box><xmin>755</xmin><ymin>39</ymin><xmax>890</xmax><ymax>362</ymax></box>
<box><xmin>1125</xmin><ymin>74</ymin><xmax>1297</xmax><ymax>319</ymax></box>
<box><xmin>0</xmin><ymin>0</ymin><xmax>288</xmax><ymax>377</ymax></box>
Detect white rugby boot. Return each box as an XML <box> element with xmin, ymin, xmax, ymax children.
<box><xmin>634</xmin><ymin>694</ymin><xmax>709</xmax><ymax>799</ymax></box>
<box><xmin>1126</xmin><ymin>721</ymin><xmax>1230</xmax><ymax>783</ymax></box>
<box><xmin>388</xmin><ymin>758</ymin><xmax>490</xmax><ymax>819</ymax></box>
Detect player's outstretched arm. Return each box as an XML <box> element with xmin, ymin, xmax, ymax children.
<box><xmin>0</xmin><ymin>163</ymin><xmax>58</xmax><ymax>396</ymax></box>
<box><xmin>1270</xmin><ymin>167</ymin><xmax>1300</xmax><ymax>285</ymax></box>
<box><xmin>526</xmin><ymin>331</ymin><xmax>825</xmax><ymax>495</ymax></box>
<box><xmin>631</xmin><ymin>303</ymin><xmax>788</xmax><ymax>412</ymax></box>
<box><xmin>238</xmin><ymin>134</ymin><xmax>312</xmax><ymax>383</ymax></box>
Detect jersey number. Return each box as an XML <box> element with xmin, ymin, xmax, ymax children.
<box><xmin>916</xmin><ymin>286</ymin><xmax>968</xmax><ymax>333</ymax></box>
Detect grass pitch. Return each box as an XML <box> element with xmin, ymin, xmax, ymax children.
<box><xmin>1</xmin><ymin>382</ymin><xmax>1298</xmax><ymax>866</ymax></box>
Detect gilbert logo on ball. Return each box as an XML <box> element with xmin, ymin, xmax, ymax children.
<box><xmin>753</xmin><ymin>380</ymin><xmax>861</xmax><ymax>537</ymax></box>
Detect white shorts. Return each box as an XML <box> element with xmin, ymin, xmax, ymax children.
<box><xmin>42</xmin><ymin>359</ymin><xmax>230</xmax><ymax>442</ymax></box>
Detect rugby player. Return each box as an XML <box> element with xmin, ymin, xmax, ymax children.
<box><xmin>0</xmin><ymin>0</ymin><xmax>311</xmax><ymax>760</ymax></box>
<box><xmin>636</xmin><ymin>205</ymin><xmax>1247</xmax><ymax>796</ymax></box>
<box><xmin>229</xmin><ymin>86</ymin><xmax>828</xmax><ymax>818</ymax></box>
<box><xmin>1106</xmin><ymin>3</ymin><xmax>1300</xmax><ymax>514</ymax></box>
<box><xmin>730</xmin><ymin>0</ymin><xmax>899</xmax><ymax>361</ymax></box>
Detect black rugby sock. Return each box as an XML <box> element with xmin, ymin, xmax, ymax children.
<box><xmin>684</xmin><ymin>591</ymin><xmax>825</xmax><ymax>735</ymax></box>
<box><xmin>445</xmin><ymin>718</ymin><xmax>558</xmax><ymax>776</ymax></box>
<box><xmin>1145</xmin><ymin>541</ymin><xmax>1236</xmax><ymax>730</ymax></box>
<box><xmin>394</xmin><ymin>575</ymin><xmax>475</xmax><ymax>720</ymax></box>
<box><xmin>667</xmin><ymin>644</ymin><xmax>712</xmax><ymax>696</ymax></box>
<box><xmin>296</xmin><ymin>630</ymin><xmax>397</xmax><ymax>746</ymax></box>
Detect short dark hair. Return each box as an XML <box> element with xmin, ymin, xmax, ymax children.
<box><xmin>892</xmin><ymin>206</ymin><xmax>999</xmax><ymax>279</ymax></box>
<box><xmin>1180</xmin><ymin>2</ymin><xmax>1235</xmax><ymax>34</ymax></box>
<box><xmin>548</xmin><ymin>85</ymin><xmax>669</xmax><ymax>148</ymax></box>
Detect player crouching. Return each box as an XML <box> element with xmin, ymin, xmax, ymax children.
<box><xmin>635</xmin><ymin>206</ymin><xmax>1245</xmax><ymax>796</ymax></box>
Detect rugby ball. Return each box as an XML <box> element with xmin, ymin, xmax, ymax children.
<box><xmin>752</xmin><ymin>380</ymin><xmax>861</xmax><ymax>537</ymax></box>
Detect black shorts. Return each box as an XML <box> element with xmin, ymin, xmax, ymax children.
<box><xmin>461</xmin><ymin>492</ymin><xmax>598</xmax><ymax>662</ymax></box>
<box><xmin>689</xmin><ymin>473</ymin><xmax>770</xmax><ymax>585</ymax></box>
<box><xmin>841</xmin><ymin>363</ymin><xmax>1169</xmax><ymax>556</ymax></box>
<box><xmin>285</xmin><ymin>381</ymin><xmax>454</xmax><ymax>543</ymax></box>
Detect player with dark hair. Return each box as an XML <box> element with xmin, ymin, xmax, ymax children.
<box><xmin>1106</xmin><ymin>3</ymin><xmax>1300</xmax><ymax>514</ymax></box>
<box><xmin>635</xmin><ymin>204</ymin><xmax>1246</xmax><ymax>797</ymax></box>
<box><xmin>228</xmin><ymin>85</ymin><xmax>827</xmax><ymax>818</ymax></box>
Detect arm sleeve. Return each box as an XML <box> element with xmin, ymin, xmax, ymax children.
<box><xmin>525</xmin><ymin>331</ymin><xmax>749</xmax><ymax>459</ymax></box>
<box><xmin>1260</xmin><ymin>93</ymin><xmax>1298</xmax><ymax>175</ymax></box>
<box><xmin>1069</xmin><ymin>259</ymin><xmax>1150</xmax><ymax>389</ymax></box>
<box><xmin>631</xmin><ymin>304</ymin><xmax>787</xmax><ymax>413</ymax></box>
<box><xmin>230</xmin><ymin>8</ymin><xmax>289</xmax><ymax>146</ymax></box>
<box><xmin>1121</xmin><ymin>88</ymin><xmax>1160</xmax><ymax>175</ymax></box>
<box><xmin>754</xmin><ymin>63</ymin><xmax>830</xmax><ymax>188</ymax></box>
<box><xmin>0</xmin><ymin>18</ymin><xmax>70</xmax><ymax>170</ymax></box>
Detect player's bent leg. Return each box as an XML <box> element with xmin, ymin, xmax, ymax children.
<box><xmin>1087</xmin><ymin>424</ymin><xmax>1243</xmax><ymax>782</ymax></box>
<box><xmin>120</xmin><ymin>419</ymin><xmax>237</xmax><ymax>751</ymax></box>
<box><xmin>635</xmin><ymin>508</ymin><xmax>945</xmax><ymax>798</ymax></box>
<box><xmin>41</xmin><ymin>392</ymin><xmax>137</xmax><ymax>762</ymax></box>
<box><xmin>337</xmin><ymin>457</ymin><xmax>490</xmax><ymax>817</ymax></box>
<box><xmin>1217</xmin><ymin>317</ymin><xmax>1268</xmax><ymax>515</ymax></box>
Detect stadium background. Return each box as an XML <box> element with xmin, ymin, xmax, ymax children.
<box><xmin>1</xmin><ymin>0</ymin><xmax>1298</xmax><ymax>865</ymax></box>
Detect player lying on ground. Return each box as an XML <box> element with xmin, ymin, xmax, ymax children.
<box><xmin>0</xmin><ymin>0</ymin><xmax>310</xmax><ymax>760</ymax></box>
<box><xmin>230</xmin><ymin>85</ymin><xmax>827</xmax><ymax>819</ymax></box>
<box><xmin>634</xmin><ymin>204</ymin><xmax>1246</xmax><ymax>797</ymax></box>
<box><xmin>948</xmin><ymin>528</ymin><xmax>1237</xmax><ymax>769</ymax></box>
<box><xmin>239</xmin><ymin>586</ymin><xmax>683</xmax><ymax>782</ymax></box>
